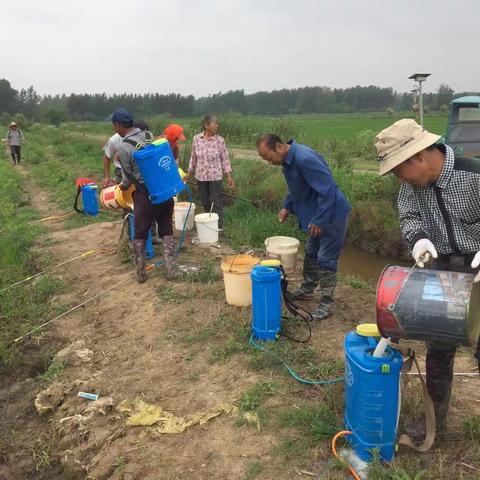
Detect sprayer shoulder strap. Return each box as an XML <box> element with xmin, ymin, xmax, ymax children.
<box><xmin>122</xmin><ymin>131</ymin><xmax>153</xmax><ymax>150</ymax></box>
<box><xmin>393</xmin><ymin>344</ymin><xmax>436</xmax><ymax>452</ymax></box>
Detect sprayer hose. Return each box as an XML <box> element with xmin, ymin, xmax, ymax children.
<box><xmin>249</xmin><ymin>335</ymin><xmax>344</xmax><ymax>385</ymax></box>
<box><xmin>331</xmin><ymin>431</ymin><xmax>361</xmax><ymax>480</ymax></box>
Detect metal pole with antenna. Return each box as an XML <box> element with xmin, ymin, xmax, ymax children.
<box><xmin>409</xmin><ymin>73</ymin><xmax>431</xmax><ymax>127</ymax></box>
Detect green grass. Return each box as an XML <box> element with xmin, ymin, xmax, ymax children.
<box><xmin>25</xmin><ymin>124</ymin><xmax>117</xmax><ymax>227</ymax></box>
<box><xmin>239</xmin><ymin>381</ymin><xmax>280</xmax><ymax>412</ymax></box>
<box><xmin>294</xmin><ymin>113</ymin><xmax>447</xmax><ymax>141</ymax></box>
<box><xmin>0</xmin><ymin>155</ymin><xmax>64</xmax><ymax>365</ymax></box>
<box><xmin>180</xmin><ymin>260</ymin><xmax>221</xmax><ymax>283</ymax></box>
<box><xmin>38</xmin><ymin>356</ymin><xmax>64</xmax><ymax>384</ymax></box>
<box><xmin>244</xmin><ymin>460</ymin><xmax>264</xmax><ymax>480</ymax></box>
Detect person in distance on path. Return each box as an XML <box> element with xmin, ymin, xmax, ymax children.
<box><xmin>5</xmin><ymin>122</ymin><xmax>23</xmax><ymax>165</ymax></box>
<box><xmin>256</xmin><ymin>134</ymin><xmax>351</xmax><ymax>320</ymax></box>
<box><xmin>375</xmin><ymin>118</ymin><xmax>480</xmax><ymax>442</ymax></box>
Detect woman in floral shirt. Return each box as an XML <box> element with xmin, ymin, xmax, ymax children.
<box><xmin>187</xmin><ymin>115</ymin><xmax>234</xmax><ymax>229</ymax></box>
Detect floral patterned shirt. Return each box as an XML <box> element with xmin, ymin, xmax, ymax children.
<box><xmin>188</xmin><ymin>133</ymin><xmax>232</xmax><ymax>182</ymax></box>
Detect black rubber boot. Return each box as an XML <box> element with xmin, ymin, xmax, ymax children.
<box><xmin>132</xmin><ymin>239</ymin><xmax>147</xmax><ymax>284</ymax></box>
<box><xmin>290</xmin><ymin>256</ymin><xmax>321</xmax><ymax>300</ymax></box>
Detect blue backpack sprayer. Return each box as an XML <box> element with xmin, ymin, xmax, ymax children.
<box><xmin>249</xmin><ymin>261</ymin><xmax>344</xmax><ymax>385</ymax></box>
<box><xmin>130</xmin><ymin>138</ymin><xmax>193</xmax><ymax>262</ymax></box>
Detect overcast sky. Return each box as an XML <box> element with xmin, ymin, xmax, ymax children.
<box><xmin>1</xmin><ymin>0</ymin><xmax>478</xmax><ymax>97</ymax></box>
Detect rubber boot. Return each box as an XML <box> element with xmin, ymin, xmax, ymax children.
<box><xmin>403</xmin><ymin>344</ymin><xmax>455</xmax><ymax>441</ymax></box>
<box><xmin>132</xmin><ymin>239</ymin><xmax>147</xmax><ymax>284</ymax></box>
<box><xmin>161</xmin><ymin>235</ymin><xmax>176</xmax><ymax>280</ymax></box>
<box><xmin>403</xmin><ymin>396</ymin><xmax>451</xmax><ymax>442</ymax></box>
<box><xmin>290</xmin><ymin>256</ymin><xmax>321</xmax><ymax>300</ymax></box>
<box><xmin>312</xmin><ymin>269</ymin><xmax>337</xmax><ymax>320</ymax></box>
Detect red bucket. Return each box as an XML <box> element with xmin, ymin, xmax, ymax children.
<box><xmin>377</xmin><ymin>265</ymin><xmax>480</xmax><ymax>346</ymax></box>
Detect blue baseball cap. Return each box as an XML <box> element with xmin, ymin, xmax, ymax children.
<box><xmin>112</xmin><ymin>108</ymin><xmax>134</xmax><ymax>126</ymax></box>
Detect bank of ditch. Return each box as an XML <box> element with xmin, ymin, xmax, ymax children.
<box><xmin>25</xmin><ymin>121</ymin><xmax>405</xmax><ymax>258</ymax></box>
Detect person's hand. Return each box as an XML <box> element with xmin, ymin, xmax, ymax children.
<box><xmin>102</xmin><ymin>178</ymin><xmax>116</xmax><ymax>188</ymax></box>
<box><xmin>412</xmin><ymin>238</ymin><xmax>438</xmax><ymax>268</ymax></box>
<box><xmin>471</xmin><ymin>252</ymin><xmax>480</xmax><ymax>283</ymax></box>
<box><xmin>227</xmin><ymin>174</ymin><xmax>235</xmax><ymax>190</ymax></box>
<box><xmin>278</xmin><ymin>209</ymin><xmax>289</xmax><ymax>223</ymax></box>
<box><xmin>308</xmin><ymin>223</ymin><xmax>322</xmax><ymax>237</ymax></box>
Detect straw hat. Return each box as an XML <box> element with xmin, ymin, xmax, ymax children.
<box><xmin>9</xmin><ymin>121</ymin><xmax>17</xmax><ymax>127</ymax></box>
<box><xmin>375</xmin><ymin>119</ymin><xmax>441</xmax><ymax>175</ymax></box>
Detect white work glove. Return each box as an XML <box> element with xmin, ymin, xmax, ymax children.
<box><xmin>412</xmin><ymin>238</ymin><xmax>438</xmax><ymax>268</ymax></box>
<box><xmin>471</xmin><ymin>252</ymin><xmax>480</xmax><ymax>283</ymax></box>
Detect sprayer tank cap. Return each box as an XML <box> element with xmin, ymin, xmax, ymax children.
<box><xmin>356</xmin><ymin>323</ymin><xmax>381</xmax><ymax>337</ymax></box>
<box><xmin>260</xmin><ymin>259</ymin><xmax>282</xmax><ymax>268</ymax></box>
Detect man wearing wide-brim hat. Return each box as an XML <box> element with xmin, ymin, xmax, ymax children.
<box><xmin>375</xmin><ymin>118</ymin><xmax>480</xmax><ymax>442</ymax></box>
<box><xmin>5</xmin><ymin>121</ymin><xmax>23</xmax><ymax>165</ymax></box>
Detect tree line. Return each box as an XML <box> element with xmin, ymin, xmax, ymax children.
<box><xmin>0</xmin><ymin>77</ymin><xmax>477</xmax><ymax>124</ymax></box>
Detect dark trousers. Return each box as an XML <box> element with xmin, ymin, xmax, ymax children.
<box><xmin>10</xmin><ymin>145</ymin><xmax>21</xmax><ymax>164</ymax></box>
<box><xmin>197</xmin><ymin>180</ymin><xmax>224</xmax><ymax>229</ymax></box>
<box><xmin>305</xmin><ymin>218</ymin><xmax>349</xmax><ymax>272</ymax></box>
<box><xmin>133</xmin><ymin>185</ymin><xmax>174</xmax><ymax>240</ymax></box>
<box><xmin>426</xmin><ymin>255</ymin><xmax>479</xmax><ymax>414</ymax></box>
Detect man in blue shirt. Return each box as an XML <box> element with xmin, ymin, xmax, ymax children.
<box><xmin>256</xmin><ymin>134</ymin><xmax>351</xmax><ymax>320</ymax></box>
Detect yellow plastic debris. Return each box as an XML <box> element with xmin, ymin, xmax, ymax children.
<box><xmin>243</xmin><ymin>411</ymin><xmax>261</xmax><ymax>431</ymax></box>
<box><xmin>117</xmin><ymin>398</ymin><xmax>238</xmax><ymax>434</ymax></box>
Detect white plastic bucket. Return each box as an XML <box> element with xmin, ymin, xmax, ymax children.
<box><xmin>221</xmin><ymin>254</ymin><xmax>260</xmax><ymax>306</ymax></box>
<box><xmin>174</xmin><ymin>202</ymin><xmax>196</xmax><ymax>231</ymax></box>
<box><xmin>265</xmin><ymin>236</ymin><xmax>300</xmax><ymax>274</ymax></box>
<box><xmin>195</xmin><ymin>213</ymin><xmax>220</xmax><ymax>243</ymax></box>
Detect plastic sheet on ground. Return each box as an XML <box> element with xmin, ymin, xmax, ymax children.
<box><xmin>116</xmin><ymin>398</ymin><xmax>238</xmax><ymax>434</ymax></box>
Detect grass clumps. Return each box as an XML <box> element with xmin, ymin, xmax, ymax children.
<box><xmin>0</xmin><ymin>157</ymin><xmax>63</xmax><ymax>365</ymax></box>
<box><xmin>38</xmin><ymin>351</ymin><xmax>64</xmax><ymax>384</ymax></box>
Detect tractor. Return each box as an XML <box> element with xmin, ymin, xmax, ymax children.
<box><xmin>445</xmin><ymin>96</ymin><xmax>480</xmax><ymax>157</ymax></box>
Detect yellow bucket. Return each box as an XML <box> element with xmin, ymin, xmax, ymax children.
<box><xmin>221</xmin><ymin>254</ymin><xmax>260</xmax><ymax>306</ymax></box>
<box><xmin>100</xmin><ymin>184</ymin><xmax>135</xmax><ymax>211</ymax></box>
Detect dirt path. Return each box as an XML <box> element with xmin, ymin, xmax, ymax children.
<box><xmin>1</xmin><ymin>164</ymin><xmax>480</xmax><ymax>479</ymax></box>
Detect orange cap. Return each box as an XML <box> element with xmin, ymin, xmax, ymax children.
<box><xmin>163</xmin><ymin>124</ymin><xmax>186</xmax><ymax>143</ymax></box>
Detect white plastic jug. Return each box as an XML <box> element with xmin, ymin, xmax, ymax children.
<box><xmin>174</xmin><ymin>202</ymin><xmax>195</xmax><ymax>231</ymax></box>
<box><xmin>195</xmin><ymin>213</ymin><xmax>220</xmax><ymax>243</ymax></box>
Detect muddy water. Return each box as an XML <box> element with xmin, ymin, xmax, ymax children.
<box><xmin>338</xmin><ymin>245</ymin><xmax>410</xmax><ymax>282</ymax></box>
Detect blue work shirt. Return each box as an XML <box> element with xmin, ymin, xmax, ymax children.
<box><xmin>282</xmin><ymin>140</ymin><xmax>351</xmax><ymax>232</ymax></box>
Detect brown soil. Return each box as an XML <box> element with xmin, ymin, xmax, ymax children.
<box><xmin>1</xmin><ymin>166</ymin><xmax>479</xmax><ymax>480</ymax></box>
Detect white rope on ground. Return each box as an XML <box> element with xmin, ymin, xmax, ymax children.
<box><xmin>0</xmin><ymin>249</ymin><xmax>115</xmax><ymax>294</ymax></box>
<box><xmin>14</xmin><ymin>273</ymin><xmax>134</xmax><ymax>343</ymax></box>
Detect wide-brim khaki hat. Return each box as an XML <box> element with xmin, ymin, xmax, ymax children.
<box><xmin>375</xmin><ymin>119</ymin><xmax>441</xmax><ymax>175</ymax></box>
<box><xmin>9</xmin><ymin>121</ymin><xmax>17</xmax><ymax>127</ymax></box>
